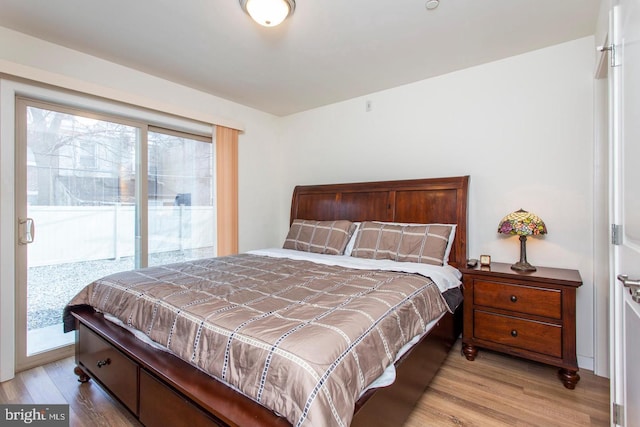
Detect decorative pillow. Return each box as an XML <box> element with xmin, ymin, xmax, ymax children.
<box><xmin>350</xmin><ymin>221</ymin><xmax>452</xmax><ymax>266</ymax></box>
<box><xmin>283</xmin><ymin>220</ymin><xmax>357</xmax><ymax>255</ymax></box>
<box><xmin>355</xmin><ymin>221</ymin><xmax>456</xmax><ymax>264</ymax></box>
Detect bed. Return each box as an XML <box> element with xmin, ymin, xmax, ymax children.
<box><xmin>64</xmin><ymin>175</ymin><xmax>469</xmax><ymax>427</ymax></box>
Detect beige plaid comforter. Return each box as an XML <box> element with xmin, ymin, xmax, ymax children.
<box><xmin>65</xmin><ymin>254</ymin><xmax>450</xmax><ymax>427</ymax></box>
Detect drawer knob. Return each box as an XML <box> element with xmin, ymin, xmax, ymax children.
<box><xmin>97</xmin><ymin>358</ymin><xmax>111</xmax><ymax>368</ymax></box>
<box><xmin>510</xmin><ymin>330</ymin><xmax>518</xmax><ymax>338</ymax></box>
<box><xmin>510</xmin><ymin>295</ymin><xmax>518</xmax><ymax>303</ymax></box>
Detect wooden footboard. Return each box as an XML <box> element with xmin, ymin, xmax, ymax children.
<box><xmin>72</xmin><ymin>307</ymin><xmax>290</xmax><ymax>427</ymax></box>
<box><xmin>72</xmin><ymin>306</ymin><xmax>461</xmax><ymax>427</ymax></box>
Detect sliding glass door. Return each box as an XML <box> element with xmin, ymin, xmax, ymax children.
<box><xmin>15</xmin><ymin>98</ymin><xmax>215</xmax><ymax>370</ymax></box>
<box><xmin>147</xmin><ymin>129</ymin><xmax>215</xmax><ymax>267</ymax></box>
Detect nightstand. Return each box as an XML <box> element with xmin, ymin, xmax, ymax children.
<box><xmin>461</xmin><ymin>262</ymin><xmax>582</xmax><ymax>389</ymax></box>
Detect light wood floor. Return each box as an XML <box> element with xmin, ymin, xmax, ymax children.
<box><xmin>0</xmin><ymin>340</ymin><xmax>609</xmax><ymax>426</ymax></box>
<box><xmin>404</xmin><ymin>341</ymin><xmax>609</xmax><ymax>426</ymax></box>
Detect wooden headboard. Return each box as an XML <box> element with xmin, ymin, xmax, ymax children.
<box><xmin>290</xmin><ymin>176</ymin><xmax>469</xmax><ymax>268</ymax></box>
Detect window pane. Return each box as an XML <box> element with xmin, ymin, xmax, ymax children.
<box><xmin>26</xmin><ymin>106</ymin><xmax>138</xmax><ymax>355</ymax></box>
<box><xmin>147</xmin><ymin>130</ymin><xmax>215</xmax><ymax>267</ymax></box>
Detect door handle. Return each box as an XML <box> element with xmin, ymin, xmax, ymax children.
<box><xmin>617</xmin><ymin>274</ymin><xmax>640</xmax><ymax>303</ymax></box>
<box><xmin>18</xmin><ymin>217</ymin><xmax>35</xmax><ymax>245</ymax></box>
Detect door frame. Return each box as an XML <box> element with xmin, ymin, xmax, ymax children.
<box><xmin>609</xmin><ymin>0</ymin><xmax>623</xmax><ymax>415</ymax></box>
<box><xmin>0</xmin><ymin>79</ymin><xmax>19</xmax><ymax>382</ymax></box>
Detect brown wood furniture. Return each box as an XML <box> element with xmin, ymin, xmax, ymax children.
<box><xmin>460</xmin><ymin>262</ymin><xmax>582</xmax><ymax>389</ymax></box>
<box><xmin>70</xmin><ymin>175</ymin><xmax>469</xmax><ymax>427</ymax></box>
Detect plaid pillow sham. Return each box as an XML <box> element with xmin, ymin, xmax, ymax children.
<box><xmin>350</xmin><ymin>221</ymin><xmax>452</xmax><ymax>266</ymax></box>
<box><xmin>283</xmin><ymin>219</ymin><xmax>357</xmax><ymax>255</ymax></box>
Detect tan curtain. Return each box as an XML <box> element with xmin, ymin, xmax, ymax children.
<box><xmin>216</xmin><ymin>126</ymin><xmax>239</xmax><ymax>256</ymax></box>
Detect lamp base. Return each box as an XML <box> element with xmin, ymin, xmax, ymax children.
<box><xmin>511</xmin><ymin>235</ymin><xmax>537</xmax><ymax>272</ymax></box>
<box><xmin>510</xmin><ymin>261</ymin><xmax>537</xmax><ymax>272</ymax></box>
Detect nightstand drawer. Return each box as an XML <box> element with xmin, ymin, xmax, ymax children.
<box><xmin>474</xmin><ymin>311</ymin><xmax>562</xmax><ymax>358</ymax></box>
<box><xmin>473</xmin><ymin>280</ymin><xmax>562</xmax><ymax>319</ymax></box>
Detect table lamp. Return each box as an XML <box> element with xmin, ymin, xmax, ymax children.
<box><xmin>497</xmin><ymin>209</ymin><xmax>547</xmax><ymax>272</ymax></box>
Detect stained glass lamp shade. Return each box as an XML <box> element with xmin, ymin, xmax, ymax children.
<box><xmin>497</xmin><ymin>209</ymin><xmax>547</xmax><ymax>272</ymax></box>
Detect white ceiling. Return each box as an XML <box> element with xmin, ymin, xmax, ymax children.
<box><xmin>0</xmin><ymin>0</ymin><xmax>601</xmax><ymax>116</ymax></box>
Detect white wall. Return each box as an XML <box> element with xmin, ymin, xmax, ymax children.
<box><xmin>279</xmin><ymin>37</ymin><xmax>597</xmax><ymax>368</ymax></box>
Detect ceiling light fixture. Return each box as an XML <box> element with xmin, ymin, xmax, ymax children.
<box><xmin>240</xmin><ymin>0</ymin><xmax>295</xmax><ymax>27</ymax></box>
<box><xmin>425</xmin><ymin>0</ymin><xmax>440</xmax><ymax>10</ymax></box>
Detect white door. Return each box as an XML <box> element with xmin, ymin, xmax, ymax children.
<box><xmin>611</xmin><ymin>0</ymin><xmax>640</xmax><ymax>425</ymax></box>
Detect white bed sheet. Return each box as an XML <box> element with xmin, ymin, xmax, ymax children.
<box><xmin>248</xmin><ymin>247</ymin><xmax>462</xmax><ymax>292</ymax></box>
